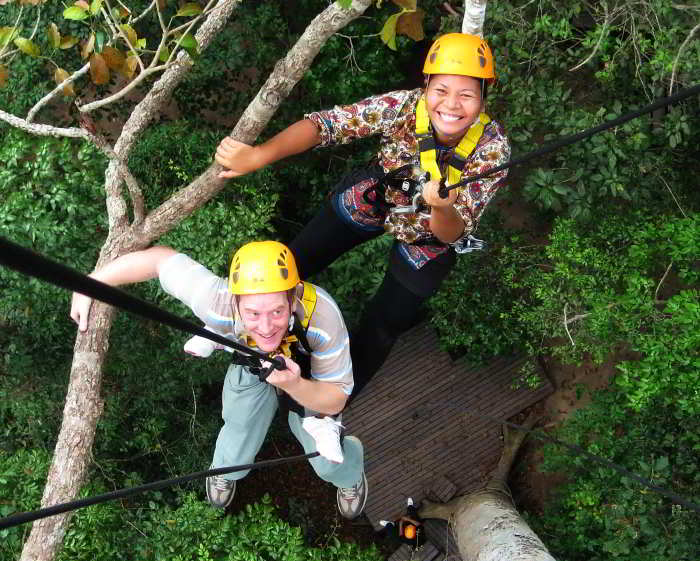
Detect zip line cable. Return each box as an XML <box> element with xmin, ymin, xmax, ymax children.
<box><xmin>423</xmin><ymin>400</ymin><xmax>700</xmax><ymax>515</ymax></box>
<box><xmin>0</xmin><ymin>237</ymin><xmax>285</xmax><ymax>372</ymax></box>
<box><xmin>0</xmin><ymin>453</ymin><xmax>319</xmax><ymax>530</ymax></box>
<box><xmin>438</xmin><ymin>82</ymin><xmax>700</xmax><ymax>196</ymax></box>
<box><xmin>0</xmin><ymin>239</ymin><xmax>698</xmax><ymax>527</ymax></box>
<box><xmin>1</xmin><ymin>83</ymin><xmax>699</xmax><ymax>530</ymax></box>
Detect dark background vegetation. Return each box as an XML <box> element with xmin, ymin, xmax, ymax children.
<box><xmin>1</xmin><ymin>1</ymin><xmax>698</xmax><ymax>559</ymax></box>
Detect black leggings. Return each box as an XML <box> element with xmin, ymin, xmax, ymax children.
<box><xmin>289</xmin><ymin>199</ymin><xmax>455</xmax><ymax>399</ymax></box>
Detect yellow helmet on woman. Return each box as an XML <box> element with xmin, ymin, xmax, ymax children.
<box><xmin>228</xmin><ymin>241</ymin><xmax>300</xmax><ymax>295</ymax></box>
<box><xmin>423</xmin><ymin>33</ymin><xmax>495</xmax><ymax>83</ymax></box>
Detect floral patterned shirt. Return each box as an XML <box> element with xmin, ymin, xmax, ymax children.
<box><xmin>305</xmin><ymin>88</ymin><xmax>510</xmax><ymax>269</ymax></box>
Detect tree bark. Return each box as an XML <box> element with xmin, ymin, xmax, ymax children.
<box><xmin>18</xmin><ymin>2</ymin><xmax>372</xmax><ymax>560</ymax></box>
<box><xmin>420</xmin><ymin>414</ymin><xmax>556</xmax><ymax>561</ymax></box>
<box><xmin>462</xmin><ymin>0</ymin><xmax>487</xmax><ymax>36</ymax></box>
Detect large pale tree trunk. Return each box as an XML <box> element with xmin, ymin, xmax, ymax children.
<box><xmin>420</xmin><ymin>415</ymin><xmax>556</xmax><ymax>560</ymax></box>
<box><xmin>19</xmin><ymin>2</ymin><xmax>372</xmax><ymax>560</ymax></box>
<box><xmin>462</xmin><ymin>0</ymin><xmax>487</xmax><ymax>36</ymax></box>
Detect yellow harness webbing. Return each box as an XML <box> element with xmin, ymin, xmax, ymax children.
<box><xmin>415</xmin><ymin>96</ymin><xmax>490</xmax><ymax>185</ymax></box>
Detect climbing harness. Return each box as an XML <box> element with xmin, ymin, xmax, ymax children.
<box><xmin>364</xmin><ymin>102</ymin><xmax>490</xmax><ymax>217</ymax></box>
<box><xmin>415</xmin><ymin>96</ymin><xmax>491</xmax><ymax>187</ymax></box>
<box><xmin>238</xmin><ymin>281</ymin><xmax>318</xmax><ymax>382</ymax></box>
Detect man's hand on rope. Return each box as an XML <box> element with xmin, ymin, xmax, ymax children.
<box><xmin>264</xmin><ymin>354</ymin><xmax>301</xmax><ymax>390</ymax></box>
<box><xmin>70</xmin><ymin>291</ymin><xmax>94</xmax><ymax>332</ymax></box>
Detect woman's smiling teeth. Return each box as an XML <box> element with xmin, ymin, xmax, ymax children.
<box><xmin>439</xmin><ymin>112</ymin><xmax>462</xmax><ymax>122</ymax></box>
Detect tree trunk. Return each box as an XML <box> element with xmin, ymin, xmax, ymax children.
<box><xmin>420</xmin><ymin>415</ymin><xmax>556</xmax><ymax>561</ymax></box>
<box><xmin>462</xmin><ymin>0</ymin><xmax>487</xmax><ymax>36</ymax></box>
<box><xmin>19</xmin><ymin>2</ymin><xmax>372</xmax><ymax>560</ymax></box>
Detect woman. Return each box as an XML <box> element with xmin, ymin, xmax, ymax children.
<box><xmin>215</xmin><ymin>33</ymin><xmax>511</xmax><ymax>398</ymax></box>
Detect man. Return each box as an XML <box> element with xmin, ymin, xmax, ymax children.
<box><xmin>70</xmin><ymin>241</ymin><xmax>367</xmax><ymax>519</ymax></box>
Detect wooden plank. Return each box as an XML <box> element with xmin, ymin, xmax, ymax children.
<box><xmin>342</xmin><ymin>322</ymin><xmax>554</xmax><ymax>558</ymax></box>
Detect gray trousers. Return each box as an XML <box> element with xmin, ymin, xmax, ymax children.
<box><xmin>212</xmin><ymin>364</ymin><xmax>364</xmax><ymax>489</ymax></box>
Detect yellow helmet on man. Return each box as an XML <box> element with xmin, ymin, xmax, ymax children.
<box><xmin>228</xmin><ymin>241</ymin><xmax>300</xmax><ymax>295</ymax></box>
<box><xmin>423</xmin><ymin>33</ymin><xmax>495</xmax><ymax>83</ymax></box>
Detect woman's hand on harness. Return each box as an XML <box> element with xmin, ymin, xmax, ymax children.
<box><xmin>421</xmin><ymin>179</ymin><xmax>458</xmax><ymax>208</ymax></box>
<box><xmin>70</xmin><ymin>291</ymin><xmax>94</xmax><ymax>332</ymax></box>
<box><xmin>264</xmin><ymin>354</ymin><xmax>302</xmax><ymax>391</ymax></box>
<box><xmin>215</xmin><ymin>137</ymin><xmax>262</xmax><ymax>178</ymax></box>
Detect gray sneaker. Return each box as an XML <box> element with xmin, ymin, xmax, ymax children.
<box><xmin>205</xmin><ymin>471</ymin><xmax>236</xmax><ymax>508</ymax></box>
<box><xmin>336</xmin><ymin>470</ymin><xmax>368</xmax><ymax>519</ymax></box>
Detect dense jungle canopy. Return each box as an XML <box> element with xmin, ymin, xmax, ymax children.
<box><xmin>1</xmin><ymin>1</ymin><xmax>698</xmax><ymax>560</ymax></box>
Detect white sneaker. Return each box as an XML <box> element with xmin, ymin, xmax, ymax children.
<box><xmin>302</xmin><ymin>415</ymin><xmax>344</xmax><ymax>463</ymax></box>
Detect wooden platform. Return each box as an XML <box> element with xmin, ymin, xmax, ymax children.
<box><xmin>343</xmin><ymin>323</ymin><xmax>553</xmax><ymax>537</ymax></box>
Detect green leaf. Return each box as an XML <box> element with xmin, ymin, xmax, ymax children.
<box><xmin>175</xmin><ymin>33</ymin><xmax>197</xmax><ymax>51</ymax></box>
<box><xmin>120</xmin><ymin>24</ymin><xmax>137</xmax><ymax>47</ymax></box>
<box><xmin>90</xmin><ymin>0</ymin><xmax>103</xmax><ymax>16</ymax></box>
<box><xmin>47</xmin><ymin>23</ymin><xmax>61</xmax><ymax>49</ymax></box>
<box><xmin>63</xmin><ymin>6</ymin><xmax>90</xmax><ymax>20</ymax></box>
<box><xmin>380</xmin><ymin>12</ymin><xmax>403</xmax><ymax>51</ymax></box>
<box><xmin>158</xmin><ymin>46</ymin><xmax>170</xmax><ymax>63</ymax></box>
<box><xmin>14</xmin><ymin>38</ymin><xmax>41</xmax><ymax>57</ymax></box>
<box><xmin>0</xmin><ymin>27</ymin><xmax>18</xmax><ymax>49</ymax></box>
<box><xmin>95</xmin><ymin>30</ymin><xmax>105</xmax><ymax>53</ymax></box>
<box><xmin>337</xmin><ymin>0</ymin><xmax>352</xmax><ymax>7</ymax></box>
<box><xmin>60</xmin><ymin>35</ymin><xmax>80</xmax><ymax>49</ymax></box>
<box><xmin>175</xmin><ymin>3</ymin><xmax>203</xmax><ymax>17</ymax></box>
<box><xmin>136</xmin><ymin>38</ymin><xmax>146</xmax><ymax>50</ymax></box>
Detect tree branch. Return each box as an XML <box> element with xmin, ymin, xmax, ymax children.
<box><xmin>462</xmin><ymin>0</ymin><xmax>487</xmax><ymax>36</ymax></box>
<box><xmin>131</xmin><ymin>0</ymin><xmax>157</xmax><ymax>25</ymax></box>
<box><xmin>654</xmin><ymin>261</ymin><xmax>673</xmax><ymax>302</ymax></box>
<box><xmin>0</xmin><ymin>109</ymin><xmax>86</xmax><ymax>138</ymax></box>
<box><xmin>78</xmin><ymin>64</ymin><xmax>176</xmax><ymax>113</ymax></box>
<box><xmin>85</xmin><ymin>130</ymin><xmax>146</xmax><ymax>224</ymax></box>
<box><xmin>103</xmin><ymin>0</ymin><xmax>145</xmax><ymax>72</ymax></box>
<box><xmin>0</xmin><ymin>5</ymin><xmax>23</xmax><ymax>61</ymax></box>
<box><xmin>131</xmin><ymin>0</ymin><xmax>374</xmax><ymax>246</ymax></box>
<box><xmin>26</xmin><ymin>63</ymin><xmax>90</xmax><ymax>123</ymax></box>
<box><xmin>570</xmin><ymin>1</ymin><xmax>610</xmax><ymax>71</ymax></box>
<box><xmin>669</xmin><ymin>22</ymin><xmax>700</xmax><ymax>94</ymax></box>
<box><xmin>563</xmin><ymin>303</ymin><xmax>575</xmax><ymax>347</ymax></box>
<box><xmin>487</xmin><ymin>410</ymin><xmax>540</xmax><ymax>493</ymax></box>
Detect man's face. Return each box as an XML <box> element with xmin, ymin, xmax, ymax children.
<box><xmin>425</xmin><ymin>73</ymin><xmax>484</xmax><ymax>144</ymax></box>
<box><xmin>237</xmin><ymin>291</ymin><xmax>291</xmax><ymax>352</ymax></box>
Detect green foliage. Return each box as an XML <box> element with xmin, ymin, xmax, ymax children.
<box><xmin>531</xmin><ymin>389</ymin><xmax>699</xmax><ymax>561</ymax></box>
<box><xmin>0</xmin><ymin>458</ymin><xmax>382</xmax><ymax>561</ymax></box>
<box><xmin>0</xmin><ymin>449</ymin><xmax>51</xmax><ymax>559</ymax></box>
<box><xmin>428</xmin><ymin>212</ymin><xmax>534</xmax><ymax>362</ymax></box>
<box><xmin>478</xmin><ymin>0</ymin><xmax>700</xmax><ymax>219</ymax></box>
<box><xmin>512</xmin><ymin>212</ymin><xmax>699</xmax><ymax>367</ymax></box>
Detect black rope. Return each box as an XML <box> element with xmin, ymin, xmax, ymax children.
<box><xmin>438</xmin><ymin>82</ymin><xmax>700</xmax><ymax>196</ymax></box>
<box><xmin>423</xmin><ymin>399</ymin><xmax>700</xmax><ymax>515</ymax></box>
<box><xmin>0</xmin><ymin>237</ymin><xmax>285</xmax><ymax>371</ymax></box>
<box><xmin>0</xmin><ymin>453</ymin><xmax>319</xmax><ymax>530</ymax></box>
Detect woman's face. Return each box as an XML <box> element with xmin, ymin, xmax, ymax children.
<box><xmin>424</xmin><ymin>74</ymin><xmax>484</xmax><ymax>145</ymax></box>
